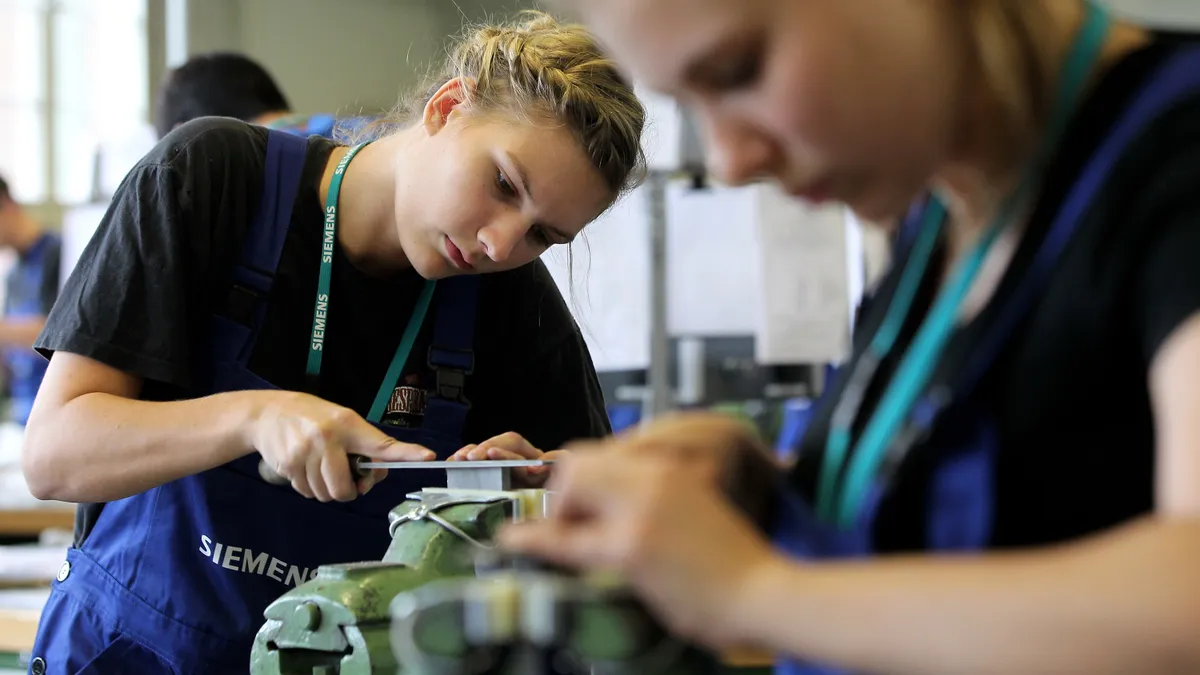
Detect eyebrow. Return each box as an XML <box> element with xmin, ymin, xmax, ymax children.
<box><xmin>504</xmin><ymin>152</ymin><xmax>575</xmax><ymax>243</ymax></box>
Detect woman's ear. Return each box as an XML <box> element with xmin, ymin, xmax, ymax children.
<box><xmin>422</xmin><ymin>77</ymin><xmax>478</xmax><ymax>135</ymax></box>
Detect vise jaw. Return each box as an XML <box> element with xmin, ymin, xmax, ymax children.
<box><xmin>249</xmin><ymin>462</ymin><xmax>544</xmax><ymax>675</ymax></box>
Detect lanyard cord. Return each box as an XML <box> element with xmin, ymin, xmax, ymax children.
<box><xmin>304</xmin><ymin>143</ymin><xmax>438</xmax><ymax>423</ymax></box>
<box><xmin>816</xmin><ymin>2</ymin><xmax>1114</xmax><ymax>528</ymax></box>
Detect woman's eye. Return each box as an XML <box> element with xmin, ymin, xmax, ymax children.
<box><xmin>495</xmin><ymin>169</ymin><xmax>518</xmax><ymax>198</ymax></box>
<box><xmin>701</xmin><ymin>40</ymin><xmax>765</xmax><ymax>92</ymax></box>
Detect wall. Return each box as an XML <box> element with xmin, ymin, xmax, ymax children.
<box><xmin>1105</xmin><ymin>0</ymin><xmax>1200</xmax><ymax>28</ymax></box>
<box><xmin>178</xmin><ymin>0</ymin><xmax>537</xmax><ymax>118</ymax></box>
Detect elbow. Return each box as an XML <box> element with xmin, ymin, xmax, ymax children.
<box><xmin>20</xmin><ymin>408</ymin><xmax>71</xmax><ymax>502</ymax></box>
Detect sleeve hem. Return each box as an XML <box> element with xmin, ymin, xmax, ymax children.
<box><xmin>35</xmin><ymin>332</ymin><xmax>193</xmax><ymax>391</ymax></box>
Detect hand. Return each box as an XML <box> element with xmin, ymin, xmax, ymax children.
<box><xmin>250</xmin><ymin>391</ymin><xmax>435</xmax><ymax>502</ymax></box>
<box><xmin>446</xmin><ymin>431</ymin><xmax>565</xmax><ymax>488</ymax></box>
<box><xmin>595</xmin><ymin>412</ymin><xmax>782</xmax><ymax>525</ymax></box>
<box><xmin>498</xmin><ymin>450</ymin><xmax>786</xmax><ymax>650</ymax></box>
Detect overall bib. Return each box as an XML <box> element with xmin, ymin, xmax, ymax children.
<box><xmin>28</xmin><ymin>130</ymin><xmax>481</xmax><ymax>675</ymax></box>
<box><xmin>768</xmin><ymin>13</ymin><xmax>1200</xmax><ymax>675</ymax></box>
<box><xmin>4</xmin><ymin>233</ymin><xmax>59</xmax><ymax>425</ymax></box>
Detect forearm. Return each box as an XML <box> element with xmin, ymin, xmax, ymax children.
<box><xmin>22</xmin><ymin>390</ymin><xmax>263</xmax><ymax>503</ymax></box>
<box><xmin>0</xmin><ymin>317</ymin><xmax>46</xmax><ymax>348</ymax></box>
<box><xmin>742</xmin><ymin>518</ymin><xmax>1200</xmax><ymax>675</ymax></box>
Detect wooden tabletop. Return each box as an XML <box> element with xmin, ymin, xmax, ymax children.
<box><xmin>0</xmin><ymin>509</ymin><xmax>73</xmax><ymax>538</ymax></box>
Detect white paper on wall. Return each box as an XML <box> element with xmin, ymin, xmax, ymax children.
<box><xmin>542</xmin><ymin>189</ymin><xmax>652</xmax><ymax>372</ymax></box>
<box><xmin>60</xmin><ymin>203</ymin><xmax>110</xmax><ymax>293</ymax></box>
<box><xmin>666</xmin><ymin>183</ymin><xmax>760</xmax><ymax>336</ymax></box>
<box><xmin>754</xmin><ymin>186</ymin><xmax>853</xmax><ymax>365</ymax></box>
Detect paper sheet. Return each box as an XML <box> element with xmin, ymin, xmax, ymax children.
<box><xmin>666</xmin><ymin>184</ymin><xmax>760</xmax><ymax>336</ymax></box>
<box><xmin>754</xmin><ymin>186</ymin><xmax>853</xmax><ymax>364</ymax></box>
<box><xmin>542</xmin><ymin>189</ymin><xmax>651</xmax><ymax>372</ymax></box>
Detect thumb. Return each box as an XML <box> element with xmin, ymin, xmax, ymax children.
<box><xmin>358</xmin><ymin>436</ymin><xmax>437</xmax><ymax>462</ymax></box>
<box><xmin>343</xmin><ymin>417</ymin><xmax>435</xmax><ymax>461</ymax></box>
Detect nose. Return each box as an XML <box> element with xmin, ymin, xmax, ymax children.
<box><xmin>477</xmin><ymin>211</ymin><xmax>527</xmax><ymax>264</ymax></box>
<box><xmin>699</xmin><ymin>110</ymin><xmax>776</xmax><ymax>187</ymax></box>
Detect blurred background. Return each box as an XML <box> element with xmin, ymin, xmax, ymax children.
<box><xmin>1</xmin><ymin>5</ymin><xmax>1200</xmax><ymax>659</ymax></box>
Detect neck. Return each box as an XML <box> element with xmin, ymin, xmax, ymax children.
<box><xmin>8</xmin><ymin>212</ymin><xmax>42</xmax><ymax>255</ymax></box>
<box><xmin>931</xmin><ymin>0</ymin><xmax>1149</xmax><ymax>249</ymax></box>
<box><xmin>319</xmin><ymin>130</ymin><xmax>415</xmax><ymax>276</ymax></box>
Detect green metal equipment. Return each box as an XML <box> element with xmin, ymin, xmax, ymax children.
<box><xmin>250</xmin><ymin>462</ymin><xmax>721</xmax><ymax>675</ymax></box>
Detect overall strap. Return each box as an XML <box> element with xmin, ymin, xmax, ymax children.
<box><xmin>219</xmin><ymin>130</ymin><xmax>309</xmax><ymax>364</ymax></box>
<box><xmin>894</xmin><ymin>194</ymin><xmax>932</xmax><ymax>255</ymax></box>
<box><xmin>956</xmin><ymin>47</ymin><xmax>1200</xmax><ymax>399</ymax></box>
<box><xmin>421</xmin><ymin>275</ymin><xmax>481</xmax><ymax>439</ymax></box>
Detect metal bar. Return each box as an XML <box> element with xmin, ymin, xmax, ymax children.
<box><xmin>644</xmin><ymin>171</ymin><xmax>673</xmax><ymax>421</ymax></box>
<box><xmin>355</xmin><ymin>460</ymin><xmax>549</xmax><ymax>471</ymax></box>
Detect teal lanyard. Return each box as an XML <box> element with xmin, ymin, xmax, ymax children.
<box><xmin>816</xmin><ymin>2</ymin><xmax>1113</xmax><ymax>528</ymax></box>
<box><xmin>305</xmin><ymin>143</ymin><xmax>438</xmax><ymax>424</ymax></box>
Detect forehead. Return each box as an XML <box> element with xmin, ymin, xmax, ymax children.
<box><xmin>582</xmin><ymin>0</ymin><xmax>764</xmax><ymax>91</ymax></box>
<box><xmin>491</xmin><ymin>119</ymin><xmax>612</xmax><ymax>233</ymax></box>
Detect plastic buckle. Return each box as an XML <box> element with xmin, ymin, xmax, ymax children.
<box><xmin>428</xmin><ymin>346</ymin><xmax>473</xmax><ymax>405</ymax></box>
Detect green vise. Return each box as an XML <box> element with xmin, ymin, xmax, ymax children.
<box><xmin>250</xmin><ymin>489</ymin><xmax>523</xmax><ymax>675</ymax></box>
<box><xmin>390</xmin><ymin>570</ymin><xmax>723</xmax><ymax>675</ymax></box>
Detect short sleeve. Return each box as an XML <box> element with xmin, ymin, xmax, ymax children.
<box><xmin>37</xmin><ymin>236</ymin><xmax>62</xmax><ymax>315</ymax></box>
<box><xmin>469</xmin><ymin>260</ymin><xmax>612</xmax><ymax>450</ymax></box>
<box><xmin>1133</xmin><ymin>144</ymin><xmax>1200</xmax><ymax>363</ymax></box>
<box><xmin>35</xmin><ymin>163</ymin><xmax>196</xmax><ymax>388</ymax></box>
<box><xmin>520</xmin><ymin>326</ymin><xmax>612</xmax><ymax>448</ymax></box>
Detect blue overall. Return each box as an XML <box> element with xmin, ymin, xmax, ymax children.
<box><xmin>769</xmin><ymin>42</ymin><xmax>1200</xmax><ymax>675</ymax></box>
<box><xmin>267</xmin><ymin>113</ymin><xmax>374</xmax><ymax>141</ymax></box>
<box><xmin>27</xmin><ymin>130</ymin><xmax>481</xmax><ymax>674</ymax></box>
<box><xmin>3</xmin><ymin>232</ymin><xmax>60</xmax><ymax>425</ymax></box>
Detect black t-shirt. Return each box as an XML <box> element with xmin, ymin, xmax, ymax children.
<box><xmin>38</xmin><ymin>118</ymin><xmax>610</xmax><ymax>539</ymax></box>
<box><xmin>790</xmin><ymin>36</ymin><xmax>1200</xmax><ymax>551</ymax></box>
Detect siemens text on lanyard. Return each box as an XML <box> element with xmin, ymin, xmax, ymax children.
<box><xmin>815</xmin><ymin>2</ymin><xmax>1113</xmax><ymax>528</ymax></box>
<box><xmin>306</xmin><ymin>143</ymin><xmax>439</xmax><ymax>424</ymax></box>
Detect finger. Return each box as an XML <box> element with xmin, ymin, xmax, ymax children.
<box><xmin>486</xmin><ymin>432</ymin><xmax>541</xmax><ymax>459</ymax></box>
<box><xmin>359</xmin><ymin>437</ymin><xmax>437</xmax><ymax>462</ymax></box>
<box><xmin>466</xmin><ymin>446</ymin><xmax>490</xmax><ymax>461</ymax></box>
<box><xmin>346</xmin><ymin>418</ymin><xmax>436</xmax><ymax>461</ymax></box>
<box><xmin>484</xmin><ymin>448</ymin><xmax>525</xmax><ymax>461</ymax></box>
<box><xmin>541</xmin><ymin>456</ymin><xmax>635</xmax><ymax>520</ymax></box>
<box><xmin>447</xmin><ymin>445</ymin><xmax>477</xmax><ymax>462</ymax></box>
<box><xmin>307</xmin><ymin>449</ymin><xmax>331</xmax><ymax>502</ymax></box>
<box><xmin>290</xmin><ymin>475</ymin><xmax>315</xmax><ymax>500</ymax></box>
<box><xmin>322</xmin><ymin>449</ymin><xmax>356</xmax><ymax>502</ymax></box>
<box><xmin>498</xmin><ymin>520</ymin><xmax>616</xmax><ymax>569</ymax></box>
<box><xmin>356</xmin><ymin>468</ymin><xmax>387</xmax><ymax>495</ymax></box>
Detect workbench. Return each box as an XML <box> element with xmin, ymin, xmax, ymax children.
<box><xmin>0</xmin><ymin>509</ymin><xmax>73</xmax><ymax>540</ymax></box>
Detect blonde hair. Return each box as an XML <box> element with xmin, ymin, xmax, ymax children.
<box><xmin>349</xmin><ymin>11</ymin><xmax>647</xmax><ymax>200</ymax></box>
<box><xmin>960</xmin><ymin>0</ymin><xmax>1060</xmax><ymax>169</ymax></box>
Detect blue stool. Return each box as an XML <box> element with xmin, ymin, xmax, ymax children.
<box><xmin>775</xmin><ymin>398</ymin><xmax>814</xmax><ymax>462</ymax></box>
<box><xmin>607</xmin><ymin>404</ymin><xmax>642</xmax><ymax>435</ymax></box>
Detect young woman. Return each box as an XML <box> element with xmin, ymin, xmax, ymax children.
<box><xmin>503</xmin><ymin>1</ymin><xmax>1200</xmax><ymax>674</ymax></box>
<box><xmin>21</xmin><ymin>12</ymin><xmax>645</xmax><ymax>674</ymax></box>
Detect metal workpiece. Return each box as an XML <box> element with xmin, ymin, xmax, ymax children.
<box><xmin>258</xmin><ymin>456</ymin><xmax>551</xmax><ymax>490</ymax></box>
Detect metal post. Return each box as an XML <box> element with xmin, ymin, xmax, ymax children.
<box><xmin>644</xmin><ymin>172</ymin><xmax>672</xmax><ymax>421</ymax></box>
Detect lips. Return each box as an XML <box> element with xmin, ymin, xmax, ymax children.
<box><xmin>789</xmin><ymin>178</ymin><xmax>834</xmax><ymax>204</ymax></box>
<box><xmin>444</xmin><ymin>236</ymin><xmax>474</xmax><ymax>271</ymax></box>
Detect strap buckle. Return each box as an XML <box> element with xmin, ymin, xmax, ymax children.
<box><xmin>428</xmin><ymin>346</ymin><xmax>474</xmax><ymax>405</ymax></box>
